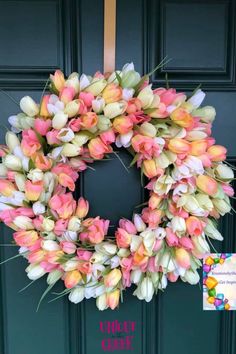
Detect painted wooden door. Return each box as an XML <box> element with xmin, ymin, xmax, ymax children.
<box><xmin>0</xmin><ymin>1</ymin><xmax>235</xmax><ymax>353</ymax></box>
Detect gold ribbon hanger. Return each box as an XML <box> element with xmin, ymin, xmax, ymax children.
<box><xmin>103</xmin><ymin>0</ymin><xmax>116</xmax><ymax>73</ymax></box>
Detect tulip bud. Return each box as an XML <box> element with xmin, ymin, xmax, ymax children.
<box><xmin>32</xmin><ymin>201</ymin><xmax>46</xmax><ymax>215</ymax></box>
<box><xmin>204</xmin><ymin>219</ymin><xmax>223</xmax><ymax>241</ymax></box>
<box><xmin>47</xmin><ymin>269</ymin><xmax>63</xmax><ymax>285</ymax></box>
<box><xmin>137</xmin><ymin>85</ymin><xmax>154</xmax><ymax>109</ymax></box>
<box><xmin>192</xmin><ymin>106</ymin><xmax>216</xmax><ymax>123</ymax></box>
<box><xmin>171</xmin><ymin>216</ymin><xmax>186</xmax><ymax>234</ymax></box>
<box><xmin>52</xmin><ymin>112</ymin><xmax>68</xmax><ymax>129</ymax></box>
<box><xmin>106</xmin><ymin>289</ymin><xmax>120</xmax><ymax>310</ymax></box>
<box><xmin>175</xmin><ymin>248</ymin><xmax>191</xmax><ymax>269</ymax></box>
<box><xmin>133</xmin><ymin>214</ymin><xmax>146</xmax><ymax>232</ymax></box>
<box><xmin>85</xmin><ymin>78</ymin><xmax>107</xmax><ymax>96</ymax></box>
<box><xmin>140</xmin><ymin>277</ymin><xmax>154</xmax><ymax>302</ymax></box>
<box><xmin>215</xmin><ymin>164</ymin><xmax>234</xmax><ymax>180</ymax></box>
<box><xmin>102</xmin><ymin>83</ymin><xmax>122</xmax><ymax>104</ymax></box>
<box><xmin>50</xmin><ymin>70</ymin><xmax>65</xmax><ymax>91</ymax></box>
<box><xmin>61</xmin><ymin>143</ymin><xmax>81</xmax><ymax>157</ymax></box>
<box><xmin>27</xmin><ymin>168</ymin><xmax>44</xmax><ymax>182</ymax></box>
<box><xmin>42</xmin><ymin>218</ymin><xmax>55</xmax><ymax>232</ymax></box>
<box><xmin>96</xmin><ymin>293</ymin><xmax>107</xmax><ymax>311</ymax></box>
<box><xmin>97</xmin><ymin>115</ymin><xmax>111</xmax><ymax>131</ymax></box>
<box><xmin>130</xmin><ymin>269</ymin><xmax>142</xmax><ymax>284</ymax></box>
<box><xmin>20</xmin><ymin>96</ymin><xmax>39</xmax><ymax>117</ymax></box>
<box><xmin>68</xmin><ymin>216</ymin><xmax>81</xmax><ymax>231</ymax></box>
<box><xmin>187</xmin><ymin>89</ymin><xmax>206</xmax><ymax>109</ymax></box>
<box><xmin>139</xmin><ymin>122</ymin><xmax>157</xmax><ymax>137</ymax></box>
<box><xmin>212</xmin><ymin>198</ymin><xmax>231</xmax><ymax>215</ymax></box>
<box><xmin>170</xmin><ymin>108</ymin><xmax>194</xmax><ymax>128</ymax></box>
<box><xmin>4</xmin><ymin>155</ymin><xmax>22</xmax><ymax>171</ymax></box>
<box><xmin>183</xmin><ymin>269</ymin><xmax>200</xmax><ymax>285</ymax></box>
<box><xmin>15</xmin><ymin>173</ymin><xmax>26</xmax><ymax>191</ymax></box>
<box><xmin>0</xmin><ymin>164</ymin><xmax>7</xmax><ymax>177</ymax></box>
<box><xmin>121</xmin><ymin>70</ymin><xmax>141</xmax><ymax>88</ymax></box>
<box><xmin>65</xmin><ymin>72</ymin><xmax>80</xmax><ymax>93</ymax></box>
<box><xmin>14</xmin><ymin>216</ymin><xmax>34</xmax><ymax>230</ymax></box>
<box><xmin>104</xmin><ymin>269</ymin><xmax>122</xmax><ymax>288</ymax></box>
<box><xmin>57</xmin><ymin>128</ymin><xmax>75</xmax><ymax>142</ymax></box>
<box><xmin>26</xmin><ymin>264</ymin><xmax>46</xmax><ymax>280</ymax></box>
<box><xmin>103</xmin><ymin>101</ymin><xmax>127</xmax><ymax>119</ymax></box>
<box><xmin>72</xmin><ymin>132</ymin><xmax>90</xmax><ymax>147</ymax></box>
<box><xmin>92</xmin><ymin>97</ymin><xmax>105</xmax><ymax>113</ymax></box>
<box><xmin>143</xmin><ymin>159</ymin><xmax>159</xmax><ymax>178</ymax></box>
<box><xmin>69</xmin><ymin>287</ymin><xmax>85</xmax><ymax>303</ymax></box>
<box><xmin>95</xmin><ymin>242</ymin><xmax>117</xmax><ymax>256</ymax></box>
<box><xmin>5</xmin><ymin>132</ymin><xmax>20</xmax><ymax>152</ymax></box>
<box><xmin>196</xmin><ymin>175</ymin><xmax>218</xmax><ymax>196</ymax></box>
<box><xmin>64</xmin><ymin>270</ymin><xmax>82</xmax><ymax>289</ymax></box>
<box><xmin>76</xmin><ymin>197</ymin><xmax>89</xmax><ymax>218</ymax></box>
<box><xmin>64</xmin><ymin>100</ymin><xmax>80</xmax><ymax>117</ymax></box>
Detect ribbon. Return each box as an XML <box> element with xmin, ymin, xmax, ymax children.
<box><xmin>103</xmin><ymin>0</ymin><xmax>116</xmax><ymax>73</ymax></box>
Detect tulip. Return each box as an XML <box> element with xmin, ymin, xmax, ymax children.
<box><xmin>80</xmin><ymin>112</ymin><xmax>98</xmax><ymax>129</ymax></box>
<box><xmin>175</xmin><ymin>248</ymin><xmax>191</xmax><ymax>269</ymax></box>
<box><xmin>98</xmin><ymin>117</ymin><xmax>112</xmax><ymax>132</ymax></box>
<box><xmin>168</xmin><ymin>138</ymin><xmax>190</xmax><ymax>154</ymax></box>
<box><xmin>52</xmin><ymin>112</ymin><xmax>68</xmax><ymax>129</ymax></box>
<box><xmin>104</xmin><ymin>269</ymin><xmax>122</xmax><ymax>288</ymax></box>
<box><xmin>0</xmin><ymin>180</ymin><xmax>16</xmax><ymax>197</ymax></box>
<box><xmin>171</xmin><ymin>216</ymin><xmax>186</xmax><ymax>234</ymax></box>
<box><xmin>139</xmin><ymin>122</ymin><xmax>157</xmax><ymax>137</ymax></box>
<box><xmin>0</xmin><ymin>164</ymin><xmax>7</xmax><ymax>177</ymax></box>
<box><xmin>34</xmin><ymin>118</ymin><xmax>51</xmax><ymax>136</ymax></box>
<box><xmin>28</xmin><ymin>249</ymin><xmax>46</xmax><ymax>263</ymax></box>
<box><xmin>137</xmin><ymin>85</ymin><xmax>154</xmax><ymax>109</ymax></box>
<box><xmin>72</xmin><ymin>132</ymin><xmax>90</xmax><ymax>147</ymax></box>
<box><xmin>204</xmin><ymin>219</ymin><xmax>223</xmax><ymax>240</ymax></box>
<box><xmin>39</xmin><ymin>95</ymin><xmax>51</xmax><ymax>117</ymax></box>
<box><xmin>187</xmin><ymin>89</ymin><xmax>206</xmax><ymax>109</ymax></box>
<box><xmin>13</xmin><ymin>230</ymin><xmax>38</xmax><ymax>247</ymax></box>
<box><xmin>5</xmin><ymin>132</ymin><xmax>20</xmax><ymax>152</ymax></box>
<box><xmin>20</xmin><ymin>96</ymin><xmax>39</xmax><ymax>117</ymax></box>
<box><xmin>61</xmin><ymin>143</ymin><xmax>81</xmax><ymax>157</ymax></box>
<box><xmin>215</xmin><ymin>164</ymin><xmax>234</xmax><ymax>180</ymax></box>
<box><xmin>121</xmin><ymin>70</ymin><xmax>141</xmax><ymax>88</ymax></box>
<box><xmin>60</xmin><ymin>87</ymin><xmax>75</xmax><ymax>104</ymax></box>
<box><xmin>170</xmin><ymin>108</ymin><xmax>194</xmax><ymax>128</ymax></box>
<box><xmin>57</xmin><ymin>128</ymin><xmax>75</xmax><ymax>142</ymax></box>
<box><xmin>143</xmin><ymin>159</ymin><xmax>159</xmax><ymax>178</ymax></box>
<box><xmin>76</xmin><ymin>197</ymin><xmax>89</xmax><ymax>218</ymax></box>
<box><xmin>32</xmin><ymin>201</ymin><xmax>46</xmax><ymax>215</ymax></box>
<box><xmin>4</xmin><ymin>155</ymin><xmax>22</xmax><ymax>171</ymax></box>
<box><xmin>148</xmin><ymin>193</ymin><xmax>162</xmax><ymax>210</ymax></box>
<box><xmin>69</xmin><ymin>287</ymin><xmax>85</xmax><ymax>304</ymax></box>
<box><xmin>115</xmin><ymin>228</ymin><xmax>132</xmax><ymax>248</ymax></box>
<box><xmin>92</xmin><ymin>97</ymin><xmax>105</xmax><ymax>113</ymax></box>
<box><xmin>133</xmin><ymin>214</ymin><xmax>146</xmax><ymax>232</ymax></box>
<box><xmin>88</xmin><ymin>137</ymin><xmax>112</xmax><ymax>159</ymax></box>
<box><xmin>196</xmin><ymin>175</ymin><xmax>218</xmax><ymax>196</ymax></box>
<box><xmin>140</xmin><ymin>277</ymin><xmax>155</xmax><ymax>302</ymax></box>
<box><xmin>42</xmin><ymin>240</ymin><xmax>60</xmax><ymax>251</ymax></box>
<box><xmin>113</xmin><ymin>115</ymin><xmax>133</xmax><ymax>134</ymax></box>
<box><xmin>25</xmin><ymin>180</ymin><xmax>44</xmax><ymax>201</ymax></box>
<box><xmin>47</xmin><ymin>269</ymin><xmax>63</xmax><ymax>285</ymax></box>
<box><xmin>13</xmin><ymin>216</ymin><xmax>34</xmax><ymax>230</ymax></box>
<box><xmin>186</xmin><ymin>216</ymin><xmax>203</xmax><ymax>236</ymax></box>
<box><xmin>50</xmin><ymin>70</ymin><xmax>65</xmax><ymax>91</ymax></box>
<box><xmin>190</xmin><ymin>140</ymin><xmax>208</xmax><ymax>156</ymax></box>
<box><xmin>65</xmin><ymin>72</ymin><xmax>80</xmax><ymax>93</ymax></box>
<box><xmin>191</xmin><ymin>235</ymin><xmax>210</xmax><ymax>256</ymax></box>
<box><xmin>64</xmin><ymin>270</ymin><xmax>82</xmax><ymax>288</ymax></box>
<box><xmin>106</xmin><ymin>289</ymin><xmax>120</xmax><ymax>310</ymax></box>
<box><xmin>207</xmin><ymin>145</ymin><xmax>227</xmax><ymax>161</ymax></box>
<box><xmin>42</xmin><ymin>218</ymin><xmax>55</xmax><ymax>232</ymax></box>
<box><xmin>26</xmin><ymin>264</ymin><xmax>46</xmax><ymax>280</ymax></box>
<box><xmin>96</xmin><ymin>293</ymin><xmax>107</xmax><ymax>311</ymax></box>
<box><xmin>64</xmin><ymin>100</ymin><xmax>80</xmax><ymax>117</ymax></box>
<box><xmin>157</xmin><ymin>251</ymin><xmax>176</xmax><ymax>272</ymax></box>
<box><xmin>27</xmin><ymin>168</ymin><xmax>44</xmax><ymax>182</ymax></box>
<box><xmin>95</xmin><ymin>242</ymin><xmax>117</xmax><ymax>256</ymax></box>
<box><xmin>68</xmin><ymin>216</ymin><xmax>81</xmax><ymax>231</ymax></box>
<box><xmin>183</xmin><ymin>269</ymin><xmax>200</xmax><ymax>284</ymax></box>
<box><xmin>85</xmin><ymin>78</ymin><xmax>107</xmax><ymax>95</ymax></box>
<box><xmin>212</xmin><ymin>198</ymin><xmax>231</xmax><ymax>215</ymax></box>
<box><xmin>102</xmin><ymin>83</ymin><xmax>122</xmax><ymax>103</ymax></box>
<box><xmin>103</xmin><ymin>101</ymin><xmax>127</xmax><ymax>119</ymax></box>
<box><xmin>192</xmin><ymin>106</ymin><xmax>216</xmax><ymax>123</ymax></box>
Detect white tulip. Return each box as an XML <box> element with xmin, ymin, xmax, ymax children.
<box><xmin>62</xmin><ymin>259</ymin><xmax>79</xmax><ymax>271</ymax></box>
<box><xmin>52</xmin><ymin>112</ymin><xmax>68</xmax><ymax>129</ymax></box>
<box><xmin>137</xmin><ymin>85</ymin><xmax>154</xmax><ymax>109</ymax></box>
<box><xmin>5</xmin><ymin>132</ymin><xmax>20</xmax><ymax>152</ymax></box>
<box><xmin>15</xmin><ymin>173</ymin><xmax>26</xmax><ymax>191</ymax></box>
<box><xmin>4</xmin><ymin>155</ymin><xmax>22</xmax><ymax>171</ymax></box>
<box><xmin>115</xmin><ymin>131</ymin><xmax>133</xmax><ymax>148</ymax></box>
<box><xmin>133</xmin><ymin>214</ymin><xmax>146</xmax><ymax>232</ymax></box>
<box><xmin>204</xmin><ymin>219</ymin><xmax>223</xmax><ymax>241</ymax></box>
<box><xmin>69</xmin><ymin>287</ymin><xmax>85</xmax><ymax>304</ymax></box>
<box><xmin>187</xmin><ymin>89</ymin><xmax>206</xmax><ymax>109</ymax></box>
<box><xmin>13</xmin><ymin>216</ymin><xmax>34</xmax><ymax>230</ymax></box>
<box><xmin>20</xmin><ymin>96</ymin><xmax>39</xmax><ymax>117</ymax></box>
<box><xmin>122</xmin><ymin>88</ymin><xmax>134</xmax><ymax>101</ymax></box>
<box><xmin>65</xmin><ymin>73</ymin><xmax>80</xmax><ymax>93</ymax></box>
<box><xmin>72</xmin><ymin>132</ymin><xmax>90</xmax><ymax>147</ymax></box>
<box><xmin>140</xmin><ymin>277</ymin><xmax>154</xmax><ymax>302</ymax></box>
<box><xmin>42</xmin><ymin>240</ymin><xmax>60</xmax><ymax>251</ymax></box>
<box><xmin>96</xmin><ymin>294</ymin><xmax>107</xmax><ymax>311</ymax></box>
<box><xmin>139</xmin><ymin>122</ymin><xmax>157</xmax><ymax>137</ymax></box>
<box><xmin>183</xmin><ymin>269</ymin><xmax>200</xmax><ymax>285</ymax></box>
<box><xmin>215</xmin><ymin>164</ymin><xmax>234</xmax><ymax>180</ymax></box>
<box><xmin>68</xmin><ymin>216</ymin><xmax>81</xmax><ymax>232</ymax></box>
<box><xmin>32</xmin><ymin>201</ymin><xmax>45</xmax><ymax>215</ymax></box>
<box><xmin>92</xmin><ymin>97</ymin><xmax>105</xmax><ymax>113</ymax></box>
<box><xmin>47</xmin><ymin>269</ymin><xmax>63</xmax><ymax>285</ymax></box>
<box><xmin>171</xmin><ymin>216</ymin><xmax>186</xmax><ymax>234</ymax></box>
<box><xmin>130</xmin><ymin>269</ymin><xmax>142</xmax><ymax>284</ymax></box>
<box><xmin>27</xmin><ymin>168</ymin><xmax>44</xmax><ymax>182</ymax></box>
<box><xmin>0</xmin><ymin>164</ymin><xmax>7</xmax><ymax>177</ymax></box>
<box><xmin>95</xmin><ymin>242</ymin><xmax>117</xmax><ymax>255</ymax></box>
<box><xmin>61</xmin><ymin>143</ymin><xmax>81</xmax><ymax>157</ymax></box>
<box><xmin>26</xmin><ymin>264</ymin><xmax>46</xmax><ymax>280</ymax></box>
<box><xmin>64</xmin><ymin>100</ymin><xmax>80</xmax><ymax>117</ymax></box>
<box><xmin>85</xmin><ymin>78</ymin><xmax>107</xmax><ymax>95</ymax></box>
<box><xmin>103</xmin><ymin>101</ymin><xmax>127</xmax><ymax>118</ymax></box>
<box><xmin>42</xmin><ymin>218</ymin><xmax>55</xmax><ymax>232</ymax></box>
<box><xmin>192</xmin><ymin>106</ymin><xmax>216</xmax><ymax>123</ymax></box>
<box><xmin>57</xmin><ymin>128</ymin><xmax>75</xmax><ymax>142</ymax></box>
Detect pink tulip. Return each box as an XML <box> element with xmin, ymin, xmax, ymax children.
<box><xmin>100</xmin><ymin>129</ymin><xmax>116</xmax><ymax>145</ymax></box>
<box><xmin>175</xmin><ymin>248</ymin><xmax>191</xmax><ymax>269</ymax></box>
<box><xmin>28</xmin><ymin>249</ymin><xmax>46</xmax><ymax>263</ymax></box>
<box><xmin>79</xmin><ymin>92</ymin><xmax>94</xmax><ymax>107</ymax></box>
<box><xmin>167</xmin><ymin>272</ymin><xmax>179</xmax><ymax>282</ymax></box>
<box><xmin>141</xmin><ymin>208</ymin><xmax>162</xmax><ymax>229</ymax></box>
<box><xmin>131</xmin><ymin>134</ymin><xmax>161</xmax><ymax>160</ymax></box>
<box><xmin>54</xmin><ymin>219</ymin><xmax>69</xmax><ymax>236</ymax></box>
<box><xmin>34</xmin><ymin>118</ymin><xmax>51</xmax><ymax>136</ymax></box>
<box><xmin>207</xmin><ymin>145</ymin><xmax>227</xmax><ymax>161</ymax></box>
<box><xmin>46</xmin><ymin>129</ymin><xmax>61</xmax><ymax>145</ymax></box>
<box><xmin>61</xmin><ymin>241</ymin><xmax>77</xmax><ymax>254</ymax></box>
<box><xmin>126</xmin><ymin>98</ymin><xmax>142</xmax><ymax>114</ymax></box>
<box><xmin>119</xmin><ymin>219</ymin><xmax>136</xmax><ymax>234</ymax></box>
<box><xmin>68</xmin><ymin>118</ymin><xmax>82</xmax><ymax>132</ymax></box>
<box><xmin>80</xmin><ymin>217</ymin><xmax>109</xmax><ymax>244</ymax></box>
<box><xmin>166</xmin><ymin>227</ymin><xmax>179</xmax><ymax>246</ymax></box>
<box><xmin>21</xmin><ymin>129</ymin><xmax>41</xmax><ymax>157</ymax></box>
<box><xmin>179</xmin><ymin>237</ymin><xmax>194</xmax><ymax>250</ymax></box>
<box><xmin>222</xmin><ymin>184</ymin><xmax>234</xmax><ymax>197</ymax></box>
<box><xmin>0</xmin><ymin>179</ymin><xmax>16</xmax><ymax>197</ymax></box>
<box><xmin>60</xmin><ymin>87</ymin><xmax>75</xmax><ymax>104</ymax></box>
<box><xmin>196</xmin><ymin>175</ymin><xmax>218</xmax><ymax>196</ymax></box>
<box><xmin>77</xmin><ymin>249</ymin><xmax>93</xmax><ymax>261</ymax></box>
<box><xmin>49</xmin><ymin>193</ymin><xmax>76</xmax><ymax>219</ymax></box>
<box><xmin>64</xmin><ymin>270</ymin><xmax>82</xmax><ymax>288</ymax></box>
<box><xmin>115</xmin><ymin>228</ymin><xmax>132</xmax><ymax>248</ymax></box>
<box><xmin>77</xmin><ymin>261</ymin><xmax>92</xmax><ymax>274</ymax></box>
<box><xmin>186</xmin><ymin>216</ymin><xmax>203</xmax><ymax>236</ymax></box>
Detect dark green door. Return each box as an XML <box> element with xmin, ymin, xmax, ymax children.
<box><xmin>0</xmin><ymin>0</ymin><xmax>235</xmax><ymax>353</ymax></box>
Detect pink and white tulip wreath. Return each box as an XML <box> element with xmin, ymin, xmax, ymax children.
<box><xmin>0</xmin><ymin>63</ymin><xmax>234</xmax><ymax>310</ymax></box>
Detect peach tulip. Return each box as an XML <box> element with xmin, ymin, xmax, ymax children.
<box><xmin>113</xmin><ymin>115</ymin><xmax>133</xmax><ymax>134</ymax></box>
<box><xmin>88</xmin><ymin>137</ymin><xmax>112</xmax><ymax>159</ymax></box>
<box><xmin>143</xmin><ymin>159</ymin><xmax>160</xmax><ymax>178</ymax></box>
<box><xmin>49</xmin><ymin>193</ymin><xmax>76</xmax><ymax>219</ymax></box>
<box><xmin>196</xmin><ymin>175</ymin><xmax>218</xmax><ymax>196</ymax></box>
<box><xmin>186</xmin><ymin>216</ymin><xmax>204</xmax><ymax>236</ymax></box>
<box><xmin>104</xmin><ymin>269</ymin><xmax>122</xmax><ymax>288</ymax></box>
<box><xmin>170</xmin><ymin>108</ymin><xmax>194</xmax><ymax>128</ymax></box>
<box><xmin>175</xmin><ymin>248</ymin><xmax>191</xmax><ymax>269</ymax></box>
<box><xmin>0</xmin><ymin>180</ymin><xmax>16</xmax><ymax>197</ymax></box>
<box><xmin>168</xmin><ymin>138</ymin><xmax>190</xmax><ymax>154</ymax></box>
<box><xmin>80</xmin><ymin>112</ymin><xmax>98</xmax><ymax>129</ymax></box>
<box><xmin>39</xmin><ymin>95</ymin><xmax>51</xmax><ymax>117</ymax></box>
<box><xmin>190</xmin><ymin>140</ymin><xmax>208</xmax><ymax>156</ymax></box>
<box><xmin>64</xmin><ymin>270</ymin><xmax>82</xmax><ymax>288</ymax></box>
<box><xmin>76</xmin><ymin>197</ymin><xmax>89</xmax><ymax>218</ymax></box>
<box><xmin>207</xmin><ymin>145</ymin><xmax>227</xmax><ymax>161</ymax></box>
<box><xmin>115</xmin><ymin>228</ymin><xmax>132</xmax><ymax>248</ymax></box>
<box><xmin>21</xmin><ymin>129</ymin><xmax>41</xmax><ymax>157</ymax></box>
<box><xmin>50</xmin><ymin>70</ymin><xmax>65</xmax><ymax>92</ymax></box>
<box><xmin>13</xmin><ymin>230</ymin><xmax>38</xmax><ymax>247</ymax></box>
<box><xmin>106</xmin><ymin>289</ymin><xmax>120</xmax><ymax>310</ymax></box>
<box><xmin>60</xmin><ymin>87</ymin><xmax>75</xmax><ymax>104</ymax></box>
<box><xmin>25</xmin><ymin>180</ymin><xmax>44</xmax><ymax>201</ymax></box>
<box><xmin>102</xmin><ymin>83</ymin><xmax>122</xmax><ymax>103</ymax></box>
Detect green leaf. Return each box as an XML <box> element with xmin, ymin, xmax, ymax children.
<box><xmin>33</xmin><ymin>130</ymin><xmax>48</xmax><ymax>154</ymax></box>
<box><xmin>129</xmin><ymin>154</ymin><xmax>139</xmax><ymax>167</ymax></box>
<box><xmin>36</xmin><ymin>283</ymin><xmax>55</xmax><ymax>312</ymax></box>
<box><xmin>28</xmin><ymin>159</ymin><xmax>35</xmax><ymax>170</ymax></box>
<box><xmin>115</xmin><ymin>71</ymin><xmax>122</xmax><ymax>86</ymax></box>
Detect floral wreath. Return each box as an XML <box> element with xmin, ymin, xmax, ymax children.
<box><xmin>0</xmin><ymin>63</ymin><xmax>234</xmax><ymax>311</ymax></box>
